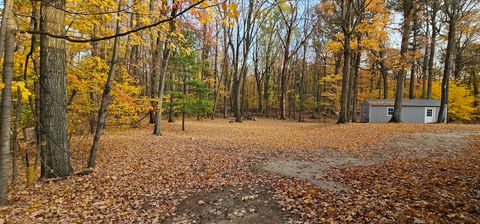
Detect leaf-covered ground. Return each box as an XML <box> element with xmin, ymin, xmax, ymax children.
<box><xmin>1</xmin><ymin>119</ymin><xmax>479</xmax><ymax>223</ymax></box>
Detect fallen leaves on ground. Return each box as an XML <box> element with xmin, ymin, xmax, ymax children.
<box><xmin>0</xmin><ymin>119</ymin><xmax>479</xmax><ymax>223</ymax></box>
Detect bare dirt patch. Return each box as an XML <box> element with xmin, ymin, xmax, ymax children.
<box><xmin>383</xmin><ymin>129</ymin><xmax>480</xmax><ymax>158</ymax></box>
<box><xmin>258</xmin><ymin>129</ymin><xmax>480</xmax><ymax>193</ymax></box>
<box><xmin>163</xmin><ymin>184</ymin><xmax>297</xmax><ymax>224</ymax></box>
<box><xmin>259</xmin><ymin>149</ymin><xmax>366</xmax><ymax>192</ymax></box>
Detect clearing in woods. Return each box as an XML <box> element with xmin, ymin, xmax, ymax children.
<box><xmin>1</xmin><ymin>119</ymin><xmax>480</xmax><ymax>223</ymax></box>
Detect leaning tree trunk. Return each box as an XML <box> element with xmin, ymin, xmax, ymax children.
<box><xmin>39</xmin><ymin>0</ymin><xmax>73</xmax><ymax>178</ymax></box>
<box><xmin>0</xmin><ymin>0</ymin><xmax>15</xmax><ymax>205</ymax></box>
<box><xmin>390</xmin><ymin>0</ymin><xmax>413</xmax><ymax>123</ymax></box>
<box><xmin>88</xmin><ymin>1</ymin><xmax>121</xmax><ymax>169</ymax></box>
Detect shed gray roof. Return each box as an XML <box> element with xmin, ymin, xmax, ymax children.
<box><xmin>365</xmin><ymin>99</ymin><xmax>441</xmax><ymax>107</ymax></box>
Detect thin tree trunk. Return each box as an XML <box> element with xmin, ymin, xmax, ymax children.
<box><xmin>351</xmin><ymin>49</ymin><xmax>361</xmax><ymax>122</ymax></box>
<box><xmin>154</xmin><ymin>3</ymin><xmax>177</xmax><ymax>135</ymax></box>
<box><xmin>421</xmin><ymin>31</ymin><xmax>429</xmax><ymax>98</ymax></box>
<box><xmin>427</xmin><ymin>0</ymin><xmax>438</xmax><ymax>99</ymax></box>
<box><xmin>87</xmin><ymin>1</ymin><xmax>122</xmax><ymax>169</ymax></box>
<box><xmin>182</xmin><ymin>75</ymin><xmax>187</xmax><ymax>131</ymax></box>
<box><xmin>298</xmin><ymin>43</ymin><xmax>307</xmax><ymax>122</ymax></box>
<box><xmin>39</xmin><ymin>0</ymin><xmax>73</xmax><ymax>178</ymax></box>
<box><xmin>409</xmin><ymin>13</ymin><xmax>419</xmax><ymax>99</ymax></box>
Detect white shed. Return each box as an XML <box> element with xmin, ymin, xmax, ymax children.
<box><xmin>360</xmin><ymin>99</ymin><xmax>447</xmax><ymax>123</ymax></box>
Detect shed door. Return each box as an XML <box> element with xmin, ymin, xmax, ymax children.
<box><xmin>425</xmin><ymin>107</ymin><xmax>435</xmax><ymax>123</ymax></box>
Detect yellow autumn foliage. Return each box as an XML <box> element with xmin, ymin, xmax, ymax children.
<box><xmin>432</xmin><ymin>81</ymin><xmax>475</xmax><ymax>121</ymax></box>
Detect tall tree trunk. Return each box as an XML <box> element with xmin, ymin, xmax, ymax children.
<box><xmin>427</xmin><ymin>0</ymin><xmax>438</xmax><ymax>99</ymax></box>
<box><xmin>337</xmin><ymin>33</ymin><xmax>351</xmax><ymax>124</ymax></box>
<box><xmin>88</xmin><ymin>1</ymin><xmax>121</xmax><ymax>169</ymax></box>
<box><xmin>421</xmin><ymin>21</ymin><xmax>430</xmax><ymax>99</ymax></box>
<box><xmin>298</xmin><ymin>41</ymin><xmax>307</xmax><ymax>122</ymax></box>
<box><xmin>154</xmin><ymin>3</ymin><xmax>177</xmax><ymax>135</ymax></box>
<box><xmin>438</xmin><ymin>1</ymin><xmax>457</xmax><ymax>123</ymax></box>
<box><xmin>211</xmin><ymin>25</ymin><xmax>220</xmax><ymax>119</ymax></box>
<box><xmin>337</xmin><ymin>0</ymin><xmax>352</xmax><ymax>124</ymax></box>
<box><xmin>0</xmin><ymin>0</ymin><xmax>15</xmax><ymax>205</ymax></box>
<box><xmin>346</xmin><ymin>53</ymin><xmax>357</xmax><ymax>121</ymax></box>
<box><xmin>390</xmin><ymin>0</ymin><xmax>413</xmax><ymax>123</ymax></box>
<box><xmin>351</xmin><ymin>49</ymin><xmax>361</xmax><ymax>122</ymax></box>
<box><xmin>409</xmin><ymin>14</ymin><xmax>419</xmax><ymax>99</ymax></box>
<box><xmin>39</xmin><ymin>0</ymin><xmax>73</xmax><ymax>178</ymax></box>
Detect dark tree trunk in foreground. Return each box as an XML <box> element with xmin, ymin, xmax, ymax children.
<box><xmin>390</xmin><ymin>0</ymin><xmax>414</xmax><ymax>123</ymax></box>
<box><xmin>0</xmin><ymin>0</ymin><xmax>15</xmax><ymax>205</ymax></box>
<box><xmin>39</xmin><ymin>0</ymin><xmax>73</xmax><ymax>178</ymax></box>
<box><xmin>337</xmin><ymin>0</ymin><xmax>352</xmax><ymax>124</ymax></box>
<box><xmin>88</xmin><ymin>2</ymin><xmax>121</xmax><ymax>169</ymax></box>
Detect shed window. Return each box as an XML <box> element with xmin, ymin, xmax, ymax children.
<box><xmin>363</xmin><ymin>107</ymin><xmax>367</xmax><ymax>115</ymax></box>
<box><xmin>426</xmin><ymin>109</ymin><xmax>433</xmax><ymax>117</ymax></box>
<box><xmin>387</xmin><ymin>107</ymin><xmax>394</xmax><ymax>116</ymax></box>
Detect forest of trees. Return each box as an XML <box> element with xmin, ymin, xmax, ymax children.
<box><xmin>0</xmin><ymin>0</ymin><xmax>479</xmax><ymax>205</ymax></box>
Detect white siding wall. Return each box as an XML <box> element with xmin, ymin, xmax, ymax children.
<box><xmin>369</xmin><ymin>106</ymin><xmax>442</xmax><ymax>123</ymax></box>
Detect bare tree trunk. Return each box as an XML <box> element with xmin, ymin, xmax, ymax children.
<box><xmin>346</xmin><ymin>53</ymin><xmax>356</xmax><ymax>121</ymax></box>
<box><xmin>438</xmin><ymin>1</ymin><xmax>457</xmax><ymax>123</ymax></box>
<box><xmin>337</xmin><ymin>0</ymin><xmax>352</xmax><ymax>124</ymax></box>
<box><xmin>39</xmin><ymin>0</ymin><xmax>73</xmax><ymax>178</ymax></box>
<box><xmin>338</xmin><ymin>33</ymin><xmax>351</xmax><ymax>124</ymax></box>
<box><xmin>211</xmin><ymin>24</ymin><xmax>220</xmax><ymax>119</ymax></box>
<box><xmin>351</xmin><ymin>49</ymin><xmax>361</xmax><ymax>122</ymax></box>
<box><xmin>391</xmin><ymin>0</ymin><xmax>413</xmax><ymax>123</ymax></box>
<box><xmin>427</xmin><ymin>0</ymin><xmax>438</xmax><ymax>99</ymax></box>
<box><xmin>88</xmin><ymin>1</ymin><xmax>121</xmax><ymax>169</ymax></box>
<box><xmin>409</xmin><ymin>12</ymin><xmax>419</xmax><ymax>99</ymax></box>
<box><xmin>182</xmin><ymin>75</ymin><xmax>187</xmax><ymax>131</ymax></box>
<box><xmin>421</xmin><ymin>15</ymin><xmax>430</xmax><ymax>99</ymax></box>
<box><xmin>298</xmin><ymin>44</ymin><xmax>307</xmax><ymax>122</ymax></box>
<box><xmin>0</xmin><ymin>0</ymin><xmax>15</xmax><ymax>205</ymax></box>
<box><xmin>154</xmin><ymin>3</ymin><xmax>177</xmax><ymax>135</ymax></box>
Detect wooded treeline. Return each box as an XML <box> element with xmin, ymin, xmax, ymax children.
<box><xmin>0</xmin><ymin>0</ymin><xmax>479</xmax><ymax>205</ymax></box>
